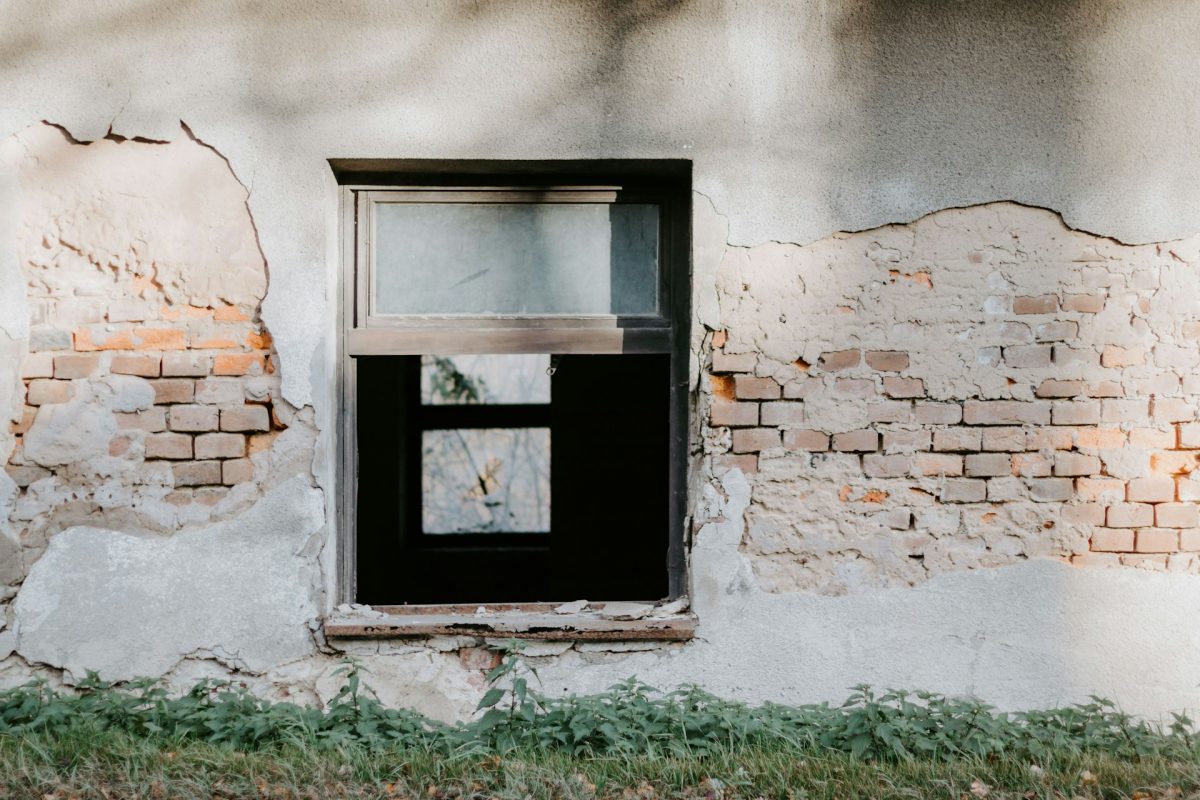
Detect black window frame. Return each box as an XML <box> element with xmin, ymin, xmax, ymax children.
<box><xmin>336</xmin><ymin>161</ymin><xmax>692</xmax><ymax>606</ymax></box>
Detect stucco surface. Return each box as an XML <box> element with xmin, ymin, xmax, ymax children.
<box><xmin>1</xmin><ymin>1</ymin><xmax>1200</xmax><ymax>718</ymax></box>
<box><xmin>12</xmin><ymin>477</ymin><xmax>323</xmax><ymax>681</ymax></box>
<box><xmin>537</xmin><ymin>471</ymin><xmax>1200</xmax><ymax>719</ymax></box>
<box><xmin>4</xmin><ymin>0</ymin><xmax>1200</xmax><ymax>405</ymax></box>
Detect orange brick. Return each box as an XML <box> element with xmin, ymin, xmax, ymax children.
<box><xmin>1152</xmin><ymin>451</ymin><xmax>1200</xmax><ymax>475</ymax></box>
<box><xmin>1073</xmin><ymin>427</ymin><xmax>1125</xmax><ymax>449</ymax></box>
<box><xmin>213</xmin><ymin>304</ymin><xmax>250</xmax><ymax>322</ymax></box>
<box><xmin>191</xmin><ymin>336</ymin><xmax>240</xmax><ymax>349</ymax></box>
<box><xmin>73</xmin><ymin>327</ymin><xmax>135</xmax><ymax>351</ymax></box>
<box><xmin>246</xmin><ymin>330</ymin><xmax>273</xmax><ymax>349</ymax></box>
<box><xmin>133</xmin><ymin>327</ymin><xmax>187</xmax><ymax>350</ymax></box>
<box><xmin>911</xmin><ymin>453</ymin><xmax>964</xmax><ymax>477</ymax></box>
<box><xmin>213</xmin><ymin>353</ymin><xmax>267</xmax><ymax>376</ymax></box>
<box><xmin>1156</xmin><ymin>503</ymin><xmax>1200</xmax><ymax>528</ymax></box>
<box><xmin>1127</xmin><ymin>476</ymin><xmax>1176</xmax><ymax>502</ymax></box>
<box><xmin>160</xmin><ymin>304</ymin><xmax>213</xmax><ymax>321</ymax></box>
<box><xmin>10</xmin><ymin>405</ymin><xmax>36</xmax><ymax>435</ymax></box>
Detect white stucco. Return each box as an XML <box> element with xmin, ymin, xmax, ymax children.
<box><xmin>1</xmin><ymin>0</ymin><xmax>1200</xmax><ymax>720</ymax></box>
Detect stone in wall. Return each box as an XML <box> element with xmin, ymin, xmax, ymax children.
<box><xmin>1</xmin><ymin>123</ymin><xmax>316</xmax><ymax>591</ymax></box>
<box><xmin>702</xmin><ymin>202</ymin><xmax>1200</xmax><ymax>594</ymax></box>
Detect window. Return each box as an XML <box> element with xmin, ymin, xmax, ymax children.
<box><xmin>338</xmin><ymin>165</ymin><xmax>690</xmax><ymax>607</ymax></box>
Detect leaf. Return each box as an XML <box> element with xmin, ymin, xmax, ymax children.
<box><xmin>476</xmin><ymin>688</ymin><xmax>504</xmax><ymax>711</ymax></box>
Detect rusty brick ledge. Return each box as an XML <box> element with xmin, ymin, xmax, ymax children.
<box><xmin>323</xmin><ymin>611</ymin><xmax>697</xmax><ymax>641</ymax></box>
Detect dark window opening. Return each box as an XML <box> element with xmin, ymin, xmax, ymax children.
<box><xmin>356</xmin><ymin>353</ymin><xmax>670</xmax><ymax>604</ymax></box>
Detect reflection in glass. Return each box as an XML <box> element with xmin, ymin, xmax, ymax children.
<box><xmin>420</xmin><ymin>355</ymin><xmax>550</xmax><ymax>405</ymax></box>
<box><xmin>422</xmin><ymin>428</ymin><xmax>550</xmax><ymax>534</ymax></box>
<box><xmin>374</xmin><ymin>203</ymin><xmax>659</xmax><ymax>315</ymax></box>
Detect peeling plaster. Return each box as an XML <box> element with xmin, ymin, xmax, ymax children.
<box><xmin>13</xmin><ymin>477</ymin><xmax>323</xmax><ymax>681</ymax></box>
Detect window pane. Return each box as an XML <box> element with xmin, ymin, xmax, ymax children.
<box><xmin>422</xmin><ymin>428</ymin><xmax>550</xmax><ymax>534</ymax></box>
<box><xmin>420</xmin><ymin>354</ymin><xmax>550</xmax><ymax>405</ymax></box>
<box><xmin>373</xmin><ymin>203</ymin><xmax>659</xmax><ymax>315</ymax></box>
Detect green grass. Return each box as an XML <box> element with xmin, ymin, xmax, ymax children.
<box><xmin>3</xmin><ymin>646</ymin><xmax>1199</xmax><ymax>798</ymax></box>
<box><xmin>1</xmin><ymin>729</ymin><xmax>1198</xmax><ymax>799</ymax></box>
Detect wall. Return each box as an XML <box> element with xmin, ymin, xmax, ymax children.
<box><xmin>2</xmin><ymin>0</ymin><xmax>1200</xmax><ymax>719</ymax></box>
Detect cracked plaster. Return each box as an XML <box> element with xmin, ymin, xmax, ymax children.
<box><xmin>2</xmin><ymin>1</ymin><xmax>1200</xmax><ymax>719</ymax></box>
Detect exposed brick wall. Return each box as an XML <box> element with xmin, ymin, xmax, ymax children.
<box><xmin>9</xmin><ymin>303</ymin><xmax>284</xmax><ymax>506</ymax></box>
<box><xmin>1</xmin><ymin>125</ymin><xmax>314</xmax><ymax>586</ymax></box>
<box><xmin>704</xmin><ymin>203</ymin><xmax>1200</xmax><ymax>593</ymax></box>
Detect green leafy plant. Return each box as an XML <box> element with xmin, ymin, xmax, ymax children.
<box><xmin>1</xmin><ymin>649</ymin><xmax>1196</xmax><ymax>766</ymax></box>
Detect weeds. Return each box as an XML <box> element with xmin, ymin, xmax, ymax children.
<box><xmin>1</xmin><ymin>641</ymin><xmax>1196</xmax><ymax>767</ymax></box>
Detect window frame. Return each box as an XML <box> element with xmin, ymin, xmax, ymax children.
<box><xmin>336</xmin><ymin>169</ymin><xmax>691</xmax><ymax>607</ymax></box>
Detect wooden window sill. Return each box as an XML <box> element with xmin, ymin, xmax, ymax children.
<box><xmin>323</xmin><ymin>602</ymin><xmax>696</xmax><ymax>642</ymax></box>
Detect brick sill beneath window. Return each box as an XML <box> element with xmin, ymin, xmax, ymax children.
<box><xmin>323</xmin><ymin>603</ymin><xmax>697</xmax><ymax>642</ymax></box>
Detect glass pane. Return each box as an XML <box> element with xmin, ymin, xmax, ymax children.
<box><xmin>420</xmin><ymin>354</ymin><xmax>550</xmax><ymax>405</ymax></box>
<box><xmin>422</xmin><ymin>428</ymin><xmax>550</xmax><ymax>534</ymax></box>
<box><xmin>373</xmin><ymin>202</ymin><xmax>659</xmax><ymax>315</ymax></box>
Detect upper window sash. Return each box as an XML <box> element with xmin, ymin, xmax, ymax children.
<box><xmin>353</xmin><ymin>188</ymin><xmax>671</xmax><ymax>330</ymax></box>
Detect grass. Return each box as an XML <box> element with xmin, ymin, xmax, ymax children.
<box><xmin>2</xmin><ymin>728</ymin><xmax>1199</xmax><ymax>800</ymax></box>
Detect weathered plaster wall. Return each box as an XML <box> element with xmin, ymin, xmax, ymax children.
<box><xmin>2</xmin><ymin>0</ymin><xmax>1200</xmax><ymax>720</ymax></box>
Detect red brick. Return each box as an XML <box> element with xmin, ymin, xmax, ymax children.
<box><xmin>53</xmin><ymin>354</ymin><xmax>99</xmax><ymax>379</ymax></box>
<box><xmin>26</xmin><ymin>380</ymin><xmax>72</xmax><ymax>406</ymax></box>
<box><xmin>145</xmin><ymin>433</ymin><xmax>193</xmax><ymax>460</ymax></box>
<box><xmin>711</xmin><ymin>352</ymin><xmax>756</xmax><ymax>373</ymax></box>
<box><xmin>733</xmin><ymin>375</ymin><xmax>780</xmax><ymax>400</ymax></box>
<box><xmin>982</xmin><ymin>427</ymin><xmax>1026</xmax><ymax>451</ymax></box>
<box><xmin>759</xmin><ymin>401</ymin><xmax>804</xmax><ymax>426</ymax></box>
<box><xmin>219</xmin><ymin>406</ymin><xmax>270</xmax><ymax>432</ymax></box>
<box><xmin>1013</xmin><ymin>295</ymin><xmax>1057</xmax><ymax>314</ymax></box>
<box><xmin>882</xmin><ymin>377</ymin><xmax>924</xmax><ymax>398</ymax></box>
<box><xmin>116</xmin><ymin>409</ymin><xmax>166</xmax><ymax>432</ymax></box>
<box><xmin>914</xmin><ymin>402</ymin><xmax>962</xmax><ymax>424</ymax></box>
<box><xmin>169</xmin><ymin>405</ymin><xmax>220</xmax><ymax>432</ymax></box>
<box><xmin>1035</xmin><ymin>380</ymin><xmax>1084</xmax><ymax>398</ymax></box>
<box><xmin>881</xmin><ymin>430</ymin><xmax>930</xmax><ymax>453</ymax></box>
<box><xmin>911</xmin><ymin>453</ymin><xmax>963</xmax><ymax>477</ymax></box>
<box><xmin>222</xmin><ymin>458</ymin><xmax>254</xmax><ymax>486</ymax></box>
<box><xmin>1075</xmin><ymin>478</ymin><xmax>1125</xmax><ymax>503</ymax></box>
<box><xmin>932</xmin><ymin>428</ymin><xmax>981</xmax><ymax>451</ymax></box>
<box><xmin>731</xmin><ymin>427</ymin><xmax>780</xmax><ymax>453</ymax></box>
<box><xmin>832</xmin><ymin>429</ymin><xmax>878</xmax><ymax>452</ymax></box>
<box><xmin>1091</xmin><ymin>529</ymin><xmax>1134</xmax><ymax>552</ymax></box>
<box><xmin>864</xmin><ymin>351</ymin><xmax>908</xmax><ymax>371</ymax></box>
<box><xmin>963</xmin><ymin>400</ymin><xmax>1050</xmax><ymax>426</ymax></box>
<box><xmin>709</xmin><ymin>402</ymin><xmax>758</xmax><ymax>427</ymax></box>
<box><xmin>173</xmin><ymin>460</ymin><xmax>222</xmax><ymax>487</ymax></box>
<box><xmin>1003</xmin><ymin>345</ymin><xmax>1052</xmax><ymax>368</ymax></box>
<box><xmin>1100</xmin><ymin>345</ymin><xmax>1145</xmax><ymax>368</ymax></box>
<box><xmin>111</xmin><ymin>353</ymin><xmax>161</xmax><ymax>377</ymax></box>
<box><xmin>1029</xmin><ymin>478</ymin><xmax>1073</xmax><ymax>502</ymax></box>
<box><xmin>1135</xmin><ymin>528</ymin><xmax>1180</xmax><ymax>553</ymax></box>
<box><xmin>941</xmin><ymin>479</ymin><xmax>986</xmax><ymax>503</ymax></box>
<box><xmin>73</xmin><ymin>327</ymin><xmax>135</xmax><ymax>351</ymax></box>
<box><xmin>1127</xmin><ymin>476</ymin><xmax>1175</xmax><ymax>503</ymax></box>
<box><xmin>133</xmin><ymin>327</ymin><xmax>187</xmax><ymax>350</ymax></box>
<box><xmin>162</xmin><ymin>352</ymin><xmax>211</xmax><ymax>377</ymax></box>
<box><xmin>213</xmin><ymin>353</ymin><xmax>268</xmax><ymax>376</ymax></box>
<box><xmin>863</xmin><ymin>454</ymin><xmax>910</xmax><ymax>477</ymax></box>
<box><xmin>195</xmin><ymin>432</ymin><xmax>246</xmax><ymax>460</ymax></box>
<box><xmin>194</xmin><ymin>378</ymin><xmax>245</xmax><ymax>406</ymax></box>
<box><xmin>819</xmin><ymin>350</ymin><xmax>861</xmax><ymax>371</ymax></box>
<box><xmin>1054</xmin><ymin>452</ymin><xmax>1100</xmax><ymax>477</ymax></box>
<box><xmin>1155</xmin><ymin>503</ymin><xmax>1199</xmax><ymax>528</ymax></box>
<box><xmin>964</xmin><ymin>453</ymin><xmax>1010</xmax><ymax>477</ymax></box>
<box><xmin>782</xmin><ymin>429</ymin><xmax>829</xmax><ymax>451</ymax></box>
<box><xmin>151</xmin><ymin>379</ymin><xmax>195</xmax><ymax>404</ymax></box>
<box><xmin>21</xmin><ymin>352</ymin><xmax>54</xmax><ymax>379</ymax></box>
<box><xmin>1062</xmin><ymin>293</ymin><xmax>1105</xmax><ymax>313</ymax></box>
<box><xmin>1011</xmin><ymin>453</ymin><xmax>1052</xmax><ymax>477</ymax></box>
<box><xmin>1106</xmin><ymin>503</ymin><xmax>1153</xmax><ymax>528</ymax></box>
